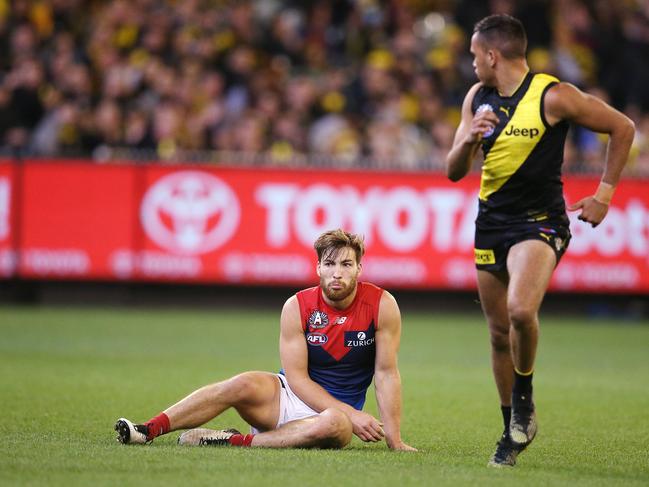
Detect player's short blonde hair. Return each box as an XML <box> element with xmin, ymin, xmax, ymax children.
<box><xmin>314</xmin><ymin>229</ymin><xmax>365</xmax><ymax>264</ymax></box>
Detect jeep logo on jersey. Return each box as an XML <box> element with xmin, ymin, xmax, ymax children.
<box><xmin>306</xmin><ymin>333</ymin><xmax>328</xmax><ymax>346</ymax></box>
<box><xmin>140</xmin><ymin>171</ymin><xmax>240</xmax><ymax>255</ymax></box>
<box><xmin>504</xmin><ymin>125</ymin><xmax>540</xmax><ymax>138</ymax></box>
<box><xmin>345</xmin><ymin>330</ymin><xmax>375</xmax><ymax>347</ymax></box>
<box><xmin>308</xmin><ymin>310</ymin><xmax>329</xmax><ymax>329</ymax></box>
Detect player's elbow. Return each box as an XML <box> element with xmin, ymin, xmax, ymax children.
<box><xmin>624</xmin><ymin>117</ymin><xmax>636</xmax><ymax>139</ymax></box>
<box><xmin>283</xmin><ymin>371</ymin><xmax>311</xmax><ymax>395</ymax></box>
<box><xmin>445</xmin><ymin>161</ymin><xmax>466</xmax><ymax>182</ymax></box>
<box><xmin>447</xmin><ymin>169</ymin><xmax>464</xmax><ymax>182</ymax></box>
<box><xmin>445</xmin><ymin>153</ymin><xmax>470</xmax><ymax>182</ymax></box>
<box><xmin>614</xmin><ymin>115</ymin><xmax>636</xmax><ymax>142</ymax></box>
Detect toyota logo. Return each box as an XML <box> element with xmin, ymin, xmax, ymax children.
<box><xmin>141</xmin><ymin>171</ymin><xmax>240</xmax><ymax>255</ymax></box>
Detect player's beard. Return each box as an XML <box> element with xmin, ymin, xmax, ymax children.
<box><xmin>321</xmin><ymin>275</ymin><xmax>358</xmax><ymax>302</ymax></box>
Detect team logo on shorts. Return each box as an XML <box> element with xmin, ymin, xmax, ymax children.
<box><xmin>306</xmin><ymin>333</ymin><xmax>328</xmax><ymax>346</ymax></box>
<box><xmin>474</xmin><ymin>248</ymin><xmax>496</xmax><ymax>265</ymax></box>
<box><xmin>308</xmin><ymin>310</ymin><xmax>329</xmax><ymax>330</ymax></box>
<box><xmin>554</xmin><ymin>237</ymin><xmax>564</xmax><ymax>252</ymax></box>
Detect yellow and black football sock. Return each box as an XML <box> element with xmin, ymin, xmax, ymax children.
<box><xmin>513</xmin><ymin>367</ymin><xmax>533</xmax><ymax>394</ymax></box>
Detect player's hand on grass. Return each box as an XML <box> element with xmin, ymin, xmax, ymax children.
<box><xmin>567</xmin><ymin>196</ymin><xmax>609</xmax><ymax>227</ymax></box>
<box><xmin>349</xmin><ymin>410</ymin><xmax>385</xmax><ymax>442</ymax></box>
<box><xmin>387</xmin><ymin>440</ymin><xmax>418</xmax><ymax>452</ymax></box>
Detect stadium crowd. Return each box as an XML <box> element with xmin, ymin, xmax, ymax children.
<box><xmin>1</xmin><ymin>0</ymin><xmax>648</xmax><ymax>174</ymax></box>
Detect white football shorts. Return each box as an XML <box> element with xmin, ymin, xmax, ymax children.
<box><xmin>251</xmin><ymin>373</ymin><xmax>318</xmax><ymax>433</ymax></box>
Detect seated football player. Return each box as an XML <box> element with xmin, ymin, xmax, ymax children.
<box><xmin>115</xmin><ymin>229</ymin><xmax>416</xmax><ymax>451</ymax></box>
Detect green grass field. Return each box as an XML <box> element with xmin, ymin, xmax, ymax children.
<box><xmin>1</xmin><ymin>304</ymin><xmax>648</xmax><ymax>486</ymax></box>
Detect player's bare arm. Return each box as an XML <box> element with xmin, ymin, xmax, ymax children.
<box><xmin>544</xmin><ymin>82</ymin><xmax>636</xmax><ymax>227</ymax></box>
<box><xmin>279</xmin><ymin>296</ymin><xmax>385</xmax><ymax>443</ymax></box>
<box><xmin>373</xmin><ymin>291</ymin><xmax>417</xmax><ymax>451</ymax></box>
<box><xmin>446</xmin><ymin>82</ymin><xmax>499</xmax><ymax>182</ymax></box>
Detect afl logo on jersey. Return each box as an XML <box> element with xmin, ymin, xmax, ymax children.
<box><xmin>308</xmin><ymin>310</ymin><xmax>329</xmax><ymax>330</ymax></box>
<box><xmin>306</xmin><ymin>333</ymin><xmax>328</xmax><ymax>346</ymax></box>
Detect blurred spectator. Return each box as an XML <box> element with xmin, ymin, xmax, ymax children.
<box><xmin>0</xmin><ymin>0</ymin><xmax>646</xmax><ymax>175</ymax></box>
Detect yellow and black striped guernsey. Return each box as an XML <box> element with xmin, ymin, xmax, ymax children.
<box><xmin>471</xmin><ymin>72</ymin><xmax>569</xmax><ymax>227</ymax></box>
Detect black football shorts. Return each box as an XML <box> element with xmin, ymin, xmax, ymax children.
<box><xmin>474</xmin><ymin>219</ymin><xmax>571</xmax><ymax>272</ymax></box>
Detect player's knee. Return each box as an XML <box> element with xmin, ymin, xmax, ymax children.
<box><xmin>508</xmin><ymin>303</ymin><xmax>536</xmax><ymax>330</ymax></box>
<box><xmin>223</xmin><ymin>372</ymin><xmax>261</xmax><ymax>404</ymax></box>
<box><xmin>489</xmin><ymin>325</ymin><xmax>510</xmax><ymax>352</ymax></box>
<box><xmin>311</xmin><ymin>408</ymin><xmax>353</xmax><ymax>449</ymax></box>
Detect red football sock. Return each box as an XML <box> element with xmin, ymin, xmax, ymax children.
<box><xmin>144</xmin><ymin>413</ymin><xmax>170</xmax><ymax>440</ymax></box>
<box><xmin>229</xmin><ymin>434</ymin><xmax>255</xmax><ymax>447</ymax></box>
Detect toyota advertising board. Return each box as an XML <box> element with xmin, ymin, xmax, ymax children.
<box><xmin>4</xmin><ymin>159</ymin><xmax>649</xmax><ymax>292</ymax></box>
<box><xmin>17</xmin><ymin>162</ymin><xmax>137</xmax><ymax>279</ymax></box>
<box><xmin>130</xmin><ymin>164</ymin><xmax>481</xmax><ymax>286</ymax></box>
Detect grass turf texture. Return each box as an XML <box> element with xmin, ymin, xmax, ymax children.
<box><xmin>1</xmin><ymin>305</ymin><xmax>648</xmax><ymax>486</ymax></box>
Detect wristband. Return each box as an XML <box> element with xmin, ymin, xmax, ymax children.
<box><xmin>593</xmin><ymin>181</ymin><xmax>615</xmax><ymax>205</ymax></box>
